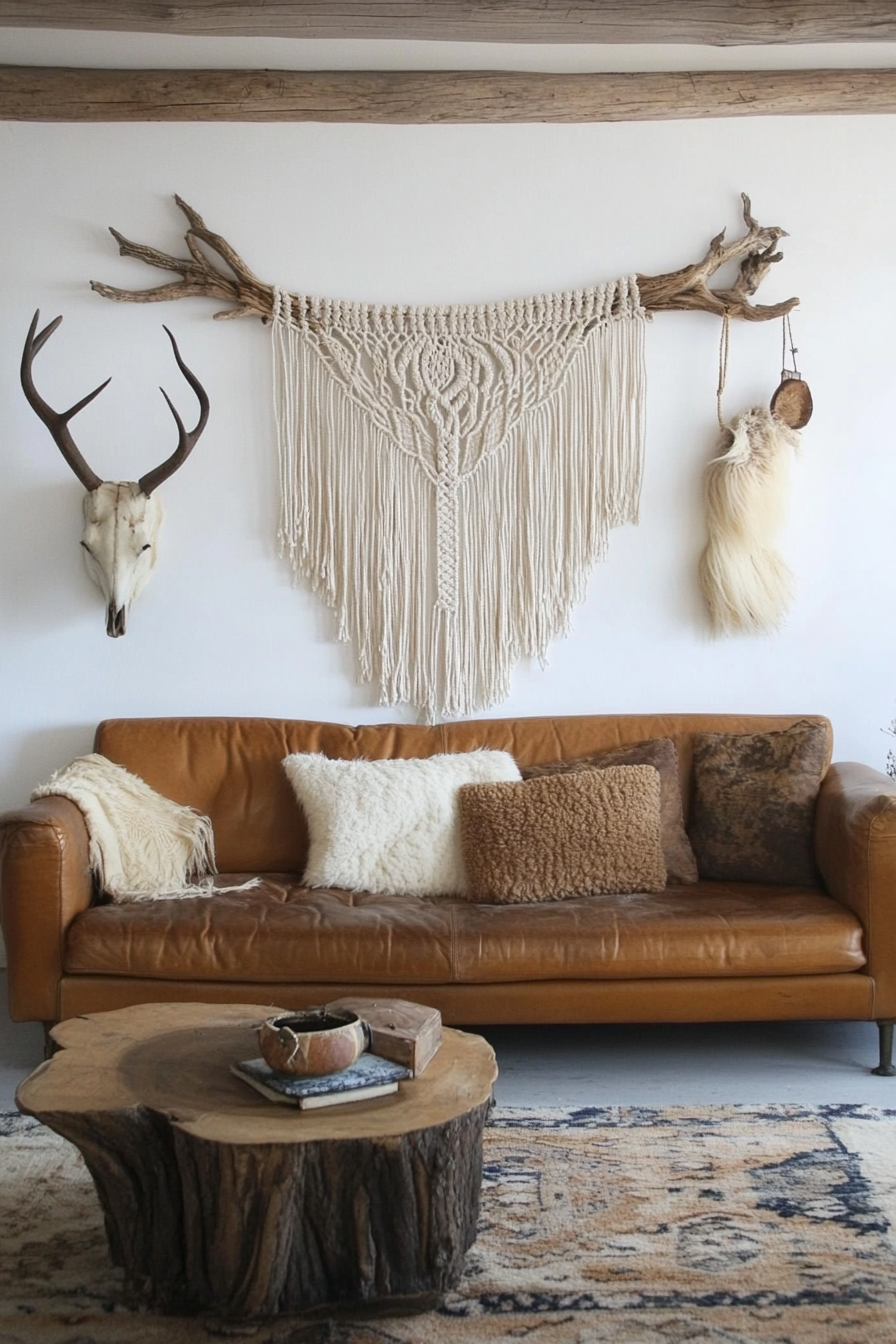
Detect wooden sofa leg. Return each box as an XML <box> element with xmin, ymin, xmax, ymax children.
<box><xmin>872</xmin><ymin>1020</ymin><xmax>896</xmax><ymax>1077</ymax></box>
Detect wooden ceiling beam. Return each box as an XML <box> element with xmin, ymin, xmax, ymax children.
<box><xmin>2</xmin><ymin>1</ymin><xmax>896</xmax><ymax>45</ymax></box>
<box><xmin>2</xmin><ymin>65</ymin><xmax>896</xmax><ymax>122</ymax></box>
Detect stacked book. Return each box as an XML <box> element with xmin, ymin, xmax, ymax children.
<box><xmin>232</xmin><ymin>1052</ymin><xmax>410</xmax><ymax>1110</ymax></box>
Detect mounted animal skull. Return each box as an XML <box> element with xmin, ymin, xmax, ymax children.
<box><xmin>21</xmin><ymin>311</ymin><xmax>209</xmax><ymax>636</ymax></box>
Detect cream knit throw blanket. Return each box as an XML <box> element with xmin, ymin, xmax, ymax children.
<box><xmin>271</xmin><ymin>277</ymin><xmax>648</xmax><ymax>721</ymax></box>
<box><xmin>31</xmin><ymin>753</ymin><xmax>250</xmax><ymax>904</ymax></box>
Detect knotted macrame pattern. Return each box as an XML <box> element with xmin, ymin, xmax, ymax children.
<box><xmin>271</xmin><ymin>277</ymin><xmax>647</xmax><ymax>720</ymax></box>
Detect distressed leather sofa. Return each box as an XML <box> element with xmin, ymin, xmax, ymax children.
<box><xmin>1</xmin><ymin>712</ymin><xmax>895</xmax><ymax>1074</ymax></box>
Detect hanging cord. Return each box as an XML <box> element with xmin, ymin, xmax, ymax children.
<box><xmin>782</xmin><ymin>312</ymin><xmax>800</xmax><ymax>377</ymax></box>
<box><xmin>716</xmin><ymin>313</ymin><xmax>730</xmax><ymax>430</ymax></box>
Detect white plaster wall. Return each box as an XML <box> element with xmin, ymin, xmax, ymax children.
<box><xmin>2</xmin><ymin>37</ymin><xmax>896</xmax><ymax>969</ymax></box>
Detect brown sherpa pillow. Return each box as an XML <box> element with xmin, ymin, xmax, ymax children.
<box><xmin>521</xmin><ymin>738</ymin><xmax>698</xmax><ymax>885</ymax></box>
<box><xmin>687</xmin><ymin>719</ymin><xmax>831</xmax><ymax>886</ymax></box>
<box><xmin>458</xmin><ymin>765</ymin><xmax>667</xmax><ymax>904</ymax></box>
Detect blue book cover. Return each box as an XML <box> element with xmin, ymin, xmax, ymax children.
<box><xmin>232</xmin><ymin>1053</ymin><xmax>411</xmax><ymax>1109</ymax></box>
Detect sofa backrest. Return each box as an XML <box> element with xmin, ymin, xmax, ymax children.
<box><xmin>94</xmin><ymin>713</ymin><xmax>833</xmax><ymax>874</ymax></box>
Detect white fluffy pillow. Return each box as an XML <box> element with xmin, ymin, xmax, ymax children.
<box><xmin>283</xmin><ymin>751</ymin><xmax>521</xmax><ymax>896</ymax></box>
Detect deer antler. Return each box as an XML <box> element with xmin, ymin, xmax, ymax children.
<box><xmin>91</xmin><ymin>193</ymin><xmax>797</xmax><ymax>323</ymax></box>
<box><xmin>138</xmin><ymin>326</ymin><xmax>211</xmax><ymax>496</ymax></box>
<box><xmin>21</xmin><ymin>310</ymin><xmax>106</xmax><ymax>492</ymax></box>
<box><xmin>636</xmin><ymin>193</ymin><xmax>797</xmax><ymax>322</ymax></box>
<box><xmin>21</xmin><ymin>311</ymin><xmax>209</xmax><ymax>496</ymax></box>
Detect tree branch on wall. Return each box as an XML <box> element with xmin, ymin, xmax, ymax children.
<box><xmin>90</xmin><ymin>193</ymin><xmax>798</xmax><ymax>324</ymax></box>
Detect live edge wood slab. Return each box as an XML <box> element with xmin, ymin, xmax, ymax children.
<box><xmin>15</xmin><ymin>1002</ymin><xmax>497</xmax><ymax>1320</ymax></box>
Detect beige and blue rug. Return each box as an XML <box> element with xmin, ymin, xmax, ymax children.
<box><xmin>2</xmin><ymin>1104</ymin><xmax>896</xmax><ymax>1344</ymax></box>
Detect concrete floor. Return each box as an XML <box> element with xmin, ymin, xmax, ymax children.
<box><xmin>2</xmin><ymin>978</ymin><xmax>45</xmax><ymax>1113</ymax></box>
<box><xmin>2</xmin><ymin>971</ymin><xmax>893</xmax><ymax>1111</ymax></box>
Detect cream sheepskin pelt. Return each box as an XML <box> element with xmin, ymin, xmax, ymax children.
<box><xmin>31</xmin><ymin>753</ymin><xmax>245</xmax><ymax>903</ymax></box>
<box><xmin>283</xmin><ymin>750</ymin><xmax>521</xmax><ymax>897</ymax></box>
<box><xmin>699</xmin><ymin>406</ymin><xmax>801</xmax><ymax>635</ymax></box>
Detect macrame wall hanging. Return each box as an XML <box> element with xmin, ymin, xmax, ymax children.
<box><xmin>269</xmin><ymin>280</ymin><xmax>645</xmax><ymax>719</ymax></box>
<box><xmin>699</xmin><ymin>314</ymin><xmax>813</xmax><ymax>636</ymax></box>
<box><xmin>92</xmin><ymin>193</ymin><xmax>798</xmax><ymax>718</ymax></box>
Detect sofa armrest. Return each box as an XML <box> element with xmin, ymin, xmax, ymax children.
<box><xmin>0</xmin><ymin>797</ymin><xmax>94</xmax><ymax>1024</ymax></box>
<box><xmin>815</xmin><ymin>762</ymin><xmax>896</xmax><ymax>1018</ymax></box>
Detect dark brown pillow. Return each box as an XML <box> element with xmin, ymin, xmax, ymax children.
<box><xmin>521</xmin><ymin>738</ymin><xmax>698</xmax><ymax>885</ymax></box>
<box><xmin>458</xmin><ymin>765</ymin><xmax>667</xmax><ymax>904</ymax></box>
<box><xmin>687</xmin><ymin>719</ymin><xmax>831</xmax><ymax>886</ymax></box>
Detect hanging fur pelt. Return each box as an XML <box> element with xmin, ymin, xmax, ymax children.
<box><xmin>699</xmin><ymin>406</ymin><xmax>801</xmax><ymax>635</ymax></box>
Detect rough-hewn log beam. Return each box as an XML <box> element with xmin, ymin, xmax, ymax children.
<box><xmin>3</xmin><ymin>66</ymin><xmax>896</xmax><ymax>122</ymax></box>
<box><xmin>2</xmin><ymin>1</ymin><xmax>896</xmax><ymax>44</ymax></box>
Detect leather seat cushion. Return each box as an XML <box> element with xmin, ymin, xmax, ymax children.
<box><xmin>64</xmin><ymin>878</ymin><xmax>866</xmax><ymax>985</ymax></box>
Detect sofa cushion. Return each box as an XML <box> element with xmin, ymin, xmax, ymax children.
<box><xmin>64</xmin><ymin>877</ymin><xmax>866</xmax><ymax>985</ymax></box>
<box><xmin>688</xmin><ymin>719</ymin><xmax>830</xmax><ymax>886</ymax></box>
<box><xmin>282</xmin><ymin>750</ymin><xmax>520</xmax><ymax>897</ymax></box>
<box><xmin>458</xmin><ymin>767</ymin><xmax>666</xmax><ymax>903</ymax></box>
<box><xmin>93</xmin><ymin>713</ymin><xmax>830</xmax><ymax>873</ymax></box>
<box><xmin>520</xmin><ymin>737</ymin><xmax>698</xmax><ymax>884</ymax></box>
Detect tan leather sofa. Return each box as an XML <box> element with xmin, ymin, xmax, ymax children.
<box><xmin>2</xmin><ymin>712</ymin><xmax>895</xmax><ymax>1074</ymax></box>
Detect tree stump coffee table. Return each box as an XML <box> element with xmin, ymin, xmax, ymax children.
<box><xmin>16</xmin><ymin>1002</ymin><xmax>497</xmax><ymax>1320</ymax></box>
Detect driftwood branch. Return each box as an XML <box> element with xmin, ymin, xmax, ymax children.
<box><xmin>91</xmin><ymin>193</ymin><xmax>798</xmax><ymax>323</ymax></box>
<box><xmin>637</xmin><ymin>193</ymin><xmax>796</xmax><ymax>321</ymax></box>
<box><xmin>93</xmin><ymin>195</ymin><xmax>268</xmax><ymax>320</ymax></box>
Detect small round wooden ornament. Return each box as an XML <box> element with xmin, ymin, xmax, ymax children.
<box><xmin>770</xmin><ymin>315</ymin><xmax>813</xmax><ymax>428</ymax></box>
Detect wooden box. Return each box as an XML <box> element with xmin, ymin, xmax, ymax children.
<box><xmin>326</xmin><ymin>996</ymin><xmax>442</xmax><ymax>1076</ymax></box>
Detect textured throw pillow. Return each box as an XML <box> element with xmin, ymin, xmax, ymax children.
<box><xmin>282</xmin><ymin>750</ymin><xmax>521</xmax><ymax>897</ymax></box>
<box><xmin>687</xmin><ymin>719</ymin><xmax>831</xmax><ymax>886</ymax></box>
<box><xmin>458</xmin><ymin>765</ymin><xmax>667</xmax><ymax>904</ymax></box>
<box><xmin>521</xmin><ymin>738</ymin><xmax>698</xmax><ymax>885</ymax></box>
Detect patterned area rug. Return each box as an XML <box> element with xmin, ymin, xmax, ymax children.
<box><xmin>2</xmin><ymin>1104</ymin><xmax>896</xmax><ymax>1344</ymax></box>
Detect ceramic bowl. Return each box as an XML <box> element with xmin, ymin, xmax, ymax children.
<box><xmin>257</xmin><ymin>1008</ymin><xmax>368</xmax><ymax>1077</ymax></box>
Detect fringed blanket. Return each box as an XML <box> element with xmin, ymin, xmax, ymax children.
<box><xmin>31</xmin><ymin>753</ymin><xmax>253</xmax><ymax>904</ymax></box>
<box><xmin>270</xmin><ymin>277</ymin><xmax>648</xmax><ymax>720</ymax></box>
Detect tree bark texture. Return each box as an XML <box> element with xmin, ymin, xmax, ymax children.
<box><xmin>2</xmin><ymin>1</ymin><xmax>896</xmax><ymax>45</ymax></box>
<box><xmin>3</xmin><ymin>66</ymin><xmax>896</xmax><ymax>123</ymax></box>
<box><xmin>16</xmin><ymin>1002</ymin><xmax>497</xmax><ymax>1319</ymax></box>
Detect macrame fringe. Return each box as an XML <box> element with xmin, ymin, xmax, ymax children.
<box><xmin>271</xmin><ymin>279</ymin><xmax>647</xmax><ymax>720</ymax></box>
<box><xmin>699</xmin><ymin>406</ymin><xmax>801</xmax><ymax>635</ymax></box>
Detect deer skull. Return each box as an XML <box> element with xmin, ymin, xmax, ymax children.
<box><xmin>81</xmin><ymin>483</ymin><xmax>163</xmax><ymax>637</ymax></box>
<box><xmin>21</xmin><ymin>311</ymin><xmax>209</xmax><ymax>637</ymax></box>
